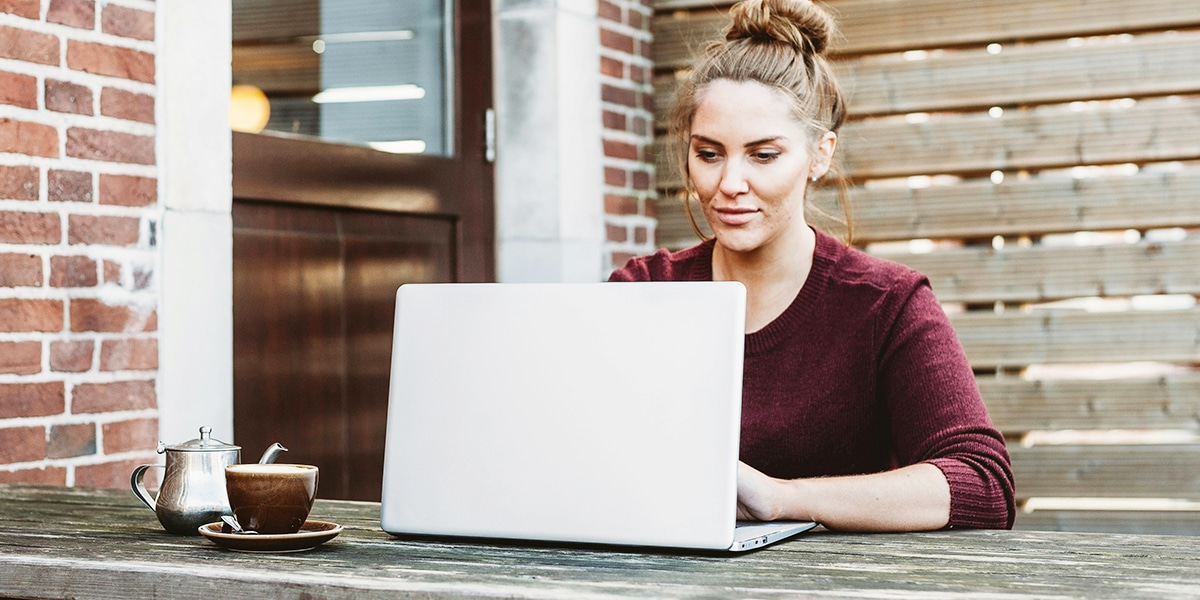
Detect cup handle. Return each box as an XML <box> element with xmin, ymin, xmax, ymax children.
<box><xmin>130</xmin><ymin>464</ymin><xmax>163</xmax><ymax>510</ymax></box>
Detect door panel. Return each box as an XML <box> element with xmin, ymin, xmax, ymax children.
<box><xmin>231</xmin><ymin>1</ymin><xmax>491</xmax><ymax>501</ymax></box>
<box><xmin>233</xmin><ymin>202</ymin><xmax>455</xmax><ymax>500</ymax></box>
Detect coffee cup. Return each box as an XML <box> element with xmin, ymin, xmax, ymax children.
<box><xmin>224</xmin><ymin>464</ymin><xmax>319</xmax><ymax>534</ymax></box>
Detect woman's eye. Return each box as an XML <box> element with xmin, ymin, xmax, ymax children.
<box><xmin>752</xmin><ymin>152</ymin><xmax>780</xmax><ymax>163</ymax></box>
<box><xmin>694</xmin><ymin>150</ymin><xmax>720</xmax><ymax>162</ymax></box>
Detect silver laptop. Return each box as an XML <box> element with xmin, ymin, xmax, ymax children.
<box><xmin>379</xmin><ymin>282</ymin><xmax>816</xmax><ymax>552</ymax></box>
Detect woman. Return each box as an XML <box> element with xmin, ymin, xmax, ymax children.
<box><xmin>609</xmin><ymin>0</ymin><xmax>1015</xmax><ymax>531</ymax></box>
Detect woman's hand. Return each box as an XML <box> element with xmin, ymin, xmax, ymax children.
<box><xmin>736</xmin><ymin>461</ymin><xmax>796</xmax><ymax>521</ymax></box>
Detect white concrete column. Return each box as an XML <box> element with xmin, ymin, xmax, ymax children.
<box><xmin>155</xmin><ymin>2</ymin><xmax>235</xmax><ymax>444</ymax></box>
<box><xmin>493</xmin><ymin>0</ymin><xmax>606</xmax><ymax>282</ymax></box>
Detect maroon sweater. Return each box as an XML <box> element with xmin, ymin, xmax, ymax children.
<box><xmin>609</xmin><ymin>230</ymin><xmax>1015</xmax><ymax>529</ymax></box>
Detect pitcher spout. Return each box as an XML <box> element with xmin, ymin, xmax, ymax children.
<box><xmin>257</xmin><ymin>442</ymin><xmax>288</xmax><ymax>464</ymax></box>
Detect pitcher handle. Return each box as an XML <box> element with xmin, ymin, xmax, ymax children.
<box><xmin>130</xmin><ymin>464</ymin><xmax>163</xmax><ymax>509</ymax></box>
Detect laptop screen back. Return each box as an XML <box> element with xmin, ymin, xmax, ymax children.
<box><xmin>380</xmin><ymin>282</ymin><xmax>746</xmax><ymax>549</ymax></box>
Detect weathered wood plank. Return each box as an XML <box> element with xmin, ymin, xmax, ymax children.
<box><xmin>979</xmin><ymin>376</ymin><xmax>1200</xmax><ymax>435</ymax></box>
<box><xmin>838</xmin><ymin>99</ymin><xmax>1200</xmax><ymax>180</ymax></box>
<box><xmin>840</xmin><ymin>32</ymin><xmax>1200</xmax><ymax>117</ymax></box>
<box><xmin>1009</xmin><ymin>444</ymin><xmax>1200</xmax><ymax>500</ymax></box>
<box><xmin>950</xmin><ymin>308</ymin><xmax>1200</xmax><ymax>368</ymax></box>
<box><xmin>653</xmin><ymin>0</ymin><xmax>1200</xmax><ymax>67</ymax></box>
<box><xmin>654</xmin><ymin>96</ymin><xmax>1200</xmax><ymax>184</ymax></box>
<box><xmin>655</xmin><ymin>31</ymin><xmax>1200</xmax><ymax>123</ymax></box>
<box><xmin>654</xmin><ymin>170</ymin><xmax>1200</xmax><ymax>248</ymax></box>
<box><xmin>1015</xmin><ymin>508</ymin><xmax>1200</xmax><ymax>536</ymax></box>
<box><xmin>825</xmin><ymin>170</ymin><xmax>1200</xmax><ymax>244</ymax></box>
<box><xmin>874</xmin><ymin>238</ymin><xmax>1200</xmax><ymax>304</ymax></box>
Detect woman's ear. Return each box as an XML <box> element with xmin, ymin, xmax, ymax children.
<box><xmin>810</xmin><ymin>131</ymin><xmax>838</xmax><ymax>180</ymax></box>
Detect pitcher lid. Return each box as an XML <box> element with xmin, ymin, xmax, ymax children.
<box><xmin>161</xmin><ymin>426</ymin><xmax>241</xmax><ymax>452</ymax></box>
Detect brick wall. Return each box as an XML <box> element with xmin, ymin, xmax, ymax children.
<box><xmin>598</xmin><ymin>0</ymin><xmax>656</xmax><ymax>272</ymax></box>
<box><xmin>0</xmin><ymin>0</ymin><xmax>159</xmax><ymax>488</ymax></box>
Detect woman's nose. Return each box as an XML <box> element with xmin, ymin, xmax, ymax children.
<box><xmin>718</xmin><ymin>161</ymin><xmax>749</xmax><ymax>196</ymax></box>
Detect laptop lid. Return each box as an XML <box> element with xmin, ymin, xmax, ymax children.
<box><xmin>379</xmin><ymin>282</ymin><xmax>752</xmax><ymax>550</ymax></box>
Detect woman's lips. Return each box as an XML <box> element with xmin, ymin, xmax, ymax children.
<box><xmin>714</xmin><ymin>206</ymin><xmax>758</xmax><ymax>226</ymax></box>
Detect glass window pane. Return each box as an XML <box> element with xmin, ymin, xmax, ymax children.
<box><xmin>231</xmin><ymin>0</ymin><xmax>453</xmax><ymax>156</ymax></box>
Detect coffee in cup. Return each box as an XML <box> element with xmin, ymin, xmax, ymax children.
<box><xmin>224</xmin><ymin>464</ymin><xmax>319</xmax><ymax>534</ymax></box>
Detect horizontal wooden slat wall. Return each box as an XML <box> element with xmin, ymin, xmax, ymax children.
<box><xmin>651</xmin><ymin>0</ymin><xmax>1200</xmax><ymax>534</ymax></box>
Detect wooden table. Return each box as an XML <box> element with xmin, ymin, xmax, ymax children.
<box><xmin>1</xmin><ymin>485</ymin><xmax>1197</xmax><ymax>599</ymax></box>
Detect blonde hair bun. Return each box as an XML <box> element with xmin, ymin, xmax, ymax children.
<box><xmin>726</xmin><ymin>0</ymin><xmax>835</xmax><ymax>55</ymax></box>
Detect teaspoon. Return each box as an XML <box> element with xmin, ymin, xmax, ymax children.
<box><xmin>221</xmin><ymin>515</ymin><xmax>258</xmax><ymax>535</ymax></box>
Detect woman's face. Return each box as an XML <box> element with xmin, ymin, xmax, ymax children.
<box><xmin>688</xmin><ymin>79</ymin><xmax>835</xmax><ymax>256</ymax></box>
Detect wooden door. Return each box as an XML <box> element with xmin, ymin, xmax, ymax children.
<box><xmin>230</xmin><ymin>1</ymin><xmax>493</xmax><ymax>500</ymax></box>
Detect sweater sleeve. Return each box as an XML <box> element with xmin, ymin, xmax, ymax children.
<box><xmin>876</xmin><ymin>279</ymin><xmax>1016</xmax><ymax>529</ymax></box>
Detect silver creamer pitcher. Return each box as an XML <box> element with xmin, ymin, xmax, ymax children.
<box><xmin>131</xmin><ymin>426</ymin><xmax>287</xmax><ymax>535</ymax></box>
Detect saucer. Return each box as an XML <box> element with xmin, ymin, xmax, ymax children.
<box><xmin>198</xmin><ymin>520</ymin><xmax>343</xmax><ymax>553</ymax></box>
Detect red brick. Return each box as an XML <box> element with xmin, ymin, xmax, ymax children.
<box><xmin>69</xmin><ymin>299</ymin><xmax>157</xmax><ymax>333</ymax></box>
<box><xmin>48</xmin><ymin>169</ymin><xmax>94</xmax><ymax>203</ymax></box>
<box><xmin>0</xmin><ymin>252</ymin><xmax>41</xmax><ymax>286</ymax></box>
<box><xmin>611</xmin><ymin>251</ymin><xmax>637</xmax><ymax>268</ymax></box>
<box><xmin>604</xmin><ymin>194</ymin><xmax>640</xmax><ymax>215</ymax></box>
<box><xmin>72</xmin><ymin>379</ymin><xmax>155</xmax><ymax>413</ymax></box>
<box><xmin>45</xmin><ymin>79</ymin><xmax>94</xmax><ymax>115</ymax></box>
<box><xmin>606</xmin><ymin>223</ymin><xmax>628</xmax><ymax>243</ymax></box>
<box><xmin>0</xmin><ymin>298</ymin><xmax>64</xmax><ymax>333</ymax></box>
<box><xmin>633</xmin><ymin>170</ymin><xmax>651</xmax><ymax>191</ymax></box>
<box><xmin>0</xmin><ymin>118</ymin><xmax>59</xmax><ymax>158</ymax></box>
<box><xmin>100</xmin><ymin>337</ymin><xmax>157</xmax><ymax>371</ymax></box>
<box><xmin>628</xmin><ymin>9</ymin><xmax>646</xmax><ymax>30</ymax></box>
<box><xmin>0</xmin><ymin>25</ymin><xmax>59</xmax><ymax>65</ymax></box>
<box><xmin>600</xmin><ymin>28</ymin><xmax>634</xmax><ymax>54</ymax></box>
<box><xmin>102</xmin><ymin>417</ymin><xmax>157</xmax><ymax>454</ymax></box>
<box><xmin>0</xmin><ymin>164</ymin><xmax>38</xmax><ymax>201</ymax></box>
<box><xmin>603</xmin><ymin>139</ymin><xmax>638</xmax><ymax>161</ymax></box>
<box><xmin>68</xmin><ymin>214</ymin><xmax>140</xmax><ymax>246</ymax></box>
<box><xmin>0</xmin><ymin>211</ymin><xmax>62</xmax><ymax>244</ymax></box>
<box><xmin>0</xmin><ymin>70</ymin><xmax>36</xmax><ymax>108</ymax></box>
<box><xmin>50</xmin><ymin>340</ymin><xmax>93</xmax><ymax>372</ymax></box>
<box><xmin>99</xmin><ymin>174</ymin><xmax>156</xmax><ymax>207</ymax></box>
<box><xmin>100</xmin><ymin>87</ymin><xmax>154</xmax><ymax>124</ymax></box>
<box><xmin>102</xmin><ymin>4</ymin><xmax>154</xmax><ymax>41</ymax></box>
<box><xmin>0</xmin><ymin>382</ymin><xmax>65</xmax><ymax>418</ymax></box>
<box><xmin>634</xmin><ymin>226</ymin><xmax>649</xmax><ymax>244</ymax></box>
<box><xmin>632</xmin><ymin>116</ymin><xmax>650</xmax><ymax>136</ymax></box>
<box><xmin>598</xmin><ymin>0</ymin><xmax>621</xmax><ymax>22</ymax></box>
<box><xmin>631</xmin><ymin>65</ymin><xmax>649</xmax><ymax>85</ymax></box>
<box><xmin>602</xmin><ymin>83</ymin><xmax>637</xmax><ymax>108</ymax></box>
<box><xmin>75</xmin><ymin>457</ymin><xmax>144</xmax><ymax>489</ymax></box>
<box><xmin>48</xmin><ymin>0</ymin><xmax>95</xmax><ymax>29</ymax></box>
<box><xmin>638</xmin><ymin>39</ymin><xmax>652</xmax><ymax>60</ymax></box>
<box><xmin>0</xmin><ymin>466</ymin><xmax>66</xmax><ymax>485</ymax></box>
<box><xmin>0</xmin><ymin>341</ymin><xmax>40</xmax><ymax>375</ymax></box>
<box><xmin>0</xmin><ymin>0</ymin><xmax>41</xmax><ymax>19</ymax></box>
<box><xmin>605</xmin><ymin>167</ymin><xmax>626</xmax><ymax>187</ymax></box>
<box><xmin>66</xmin><ymin>127</ymin><xmax>155</xmax><ymax>165</ymax></box>
<box><xmin>50</xmin><ymin>255</ymin><xmax>98</xmax><ymax>287</ymax></box>
<box><xmin>47</xmin><ymin>422</ymin><xmax>96</xmax><ymax>459</ymax></box>
<box><xmin>67</xmin><ymin>40</ymin><xmax>154</xmax><ymax>84</ymax></box>
<box><xmin>103</xmin><ymin>260</ymin><xmax>120</xmax><ymax>283</ymax></box>
<box><xmin>602</xmin><ymin>110</ymin><xmax>626</xmax><ymax>131</ymax></box>
<box><xmin>0</xmin><ymin>426</ymin><xmax>46</xmax><ymax>464</ymax></box>
<box><xmin>600</xmin><ymin>56</ymin><xmax>623</xmax><ymax>78</ymax></box>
